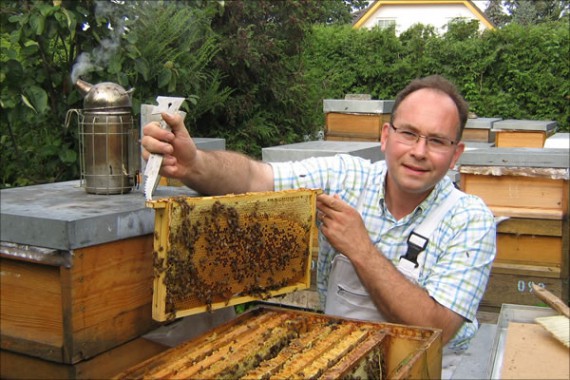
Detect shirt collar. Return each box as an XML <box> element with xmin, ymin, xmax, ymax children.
<box><xmin>377</xmin><ymin>162</ymin><xmax>454</xmax><ymax>219</ymax></box>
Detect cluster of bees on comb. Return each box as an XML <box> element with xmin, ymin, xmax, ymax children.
<box><xmin>153</xmin><ymin>196</ymin><xmax>312</xmax><ymax>317</ymax></box>
<box><xmin>114</xmin><ymin>308</ymin><xmax>387</xmax><ymax>379</ymax></box>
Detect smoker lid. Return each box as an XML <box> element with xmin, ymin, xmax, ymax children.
<box><xmin>83</xmin><ymin>82</ymin><xmax>133</xmax><ymax>110</ymax></box>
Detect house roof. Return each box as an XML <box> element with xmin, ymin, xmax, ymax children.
<box><xmin>353</xmin><ymin>0</ymin><xmax>495</xmax><ymax>30</ymax></box>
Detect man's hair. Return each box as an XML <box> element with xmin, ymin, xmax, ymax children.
<box><xmin>390</xmin><ymin>75</ymin><xmax>469</xmax><ymax>141</ymax></box>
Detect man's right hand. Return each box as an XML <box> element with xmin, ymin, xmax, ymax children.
<box><xmin>140</xmin><ymin>112</ymin><xmax>274</xmax><ymax>195</ymax></box>
<box><xmin>141</xmin><ymin>112</ymin><xmax>198</xmax><ymax>182</ymax></box>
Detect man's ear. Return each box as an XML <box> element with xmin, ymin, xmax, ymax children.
<box><xmin>380</xmin><ymin>123</ymin><xmax>391</xmax><ymax>152</ymax></box>
<box><xmin>449</xmin><ymin>142</ymin><xmax>465</xmax><ymax>169</ymax></box>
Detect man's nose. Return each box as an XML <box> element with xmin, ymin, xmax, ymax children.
<box><xmin>410</xmin><ymin>136</ymin><xmax>429</xmax><ymax>155</ymax></box>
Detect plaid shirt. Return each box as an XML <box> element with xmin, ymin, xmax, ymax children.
<box><xmin>271</xmin><ymin>154</ymin><xmax>496</xmax><ymax>349</ymax></box>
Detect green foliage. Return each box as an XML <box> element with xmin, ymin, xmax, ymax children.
<box><xmin>485</xmin><ymin>0</ymin><xmax>510</xmax><ymax>27</ymax></box>
<box><xmin>197</xmin><ymin>0</ymin><xmax>326</xmax><ymax>156</ymax></box>
<box><xmin>302</xmin><ymin>24</ymin><xmax>405</xmax><ymax>129</ymax></box>
<box><xmin>0</xmin><ymin>0</ymin><xmax>230</xmax><ymax>188</ymax></box>
<box><xmin>123</xmin><ymin>1</ymin><xmax>231</xmax><ymax>127</ymax></box>
<box><xmin>503</xmin><ymin>0</ymin><xmax>570</xmax><ymax>23</ymax></box>
<box><xmin>1</xmin><ymin>1</ymin><xmax>569</xmax><ymax>188</ymax></box>
<box><xmin>1</xmin><ymin>0</ymin><xmax>85</xmax><ymax>187</ymax></box>
<box><xmin>302</xmin><ymin>18</ymin><xmax>569</xmax><ymax>134</ymax></box>
<box><xmin>473</xmin><ymin>21</ymin><xmax>569</xmax><ymax>125</ymax></box>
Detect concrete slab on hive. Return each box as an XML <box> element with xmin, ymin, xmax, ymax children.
<box><xmin>262</xmin><ymin>141</ymin><xmax>383</xmax><ymax>163</ymax></box>
<box><xmin>465</xmin><ymin>117</ymin><xmax>502</xmax><ymax>129</ymax></box>
<box><xmin>323</xmin><ymin>99</ymin><xmax>394</xmax><ymax>114</ymax></box>
<box><xmin>492</xmin><ymin>119</ymin><xmax>557</xmax><ymax>131</ymax></box>
<box><xmin>458</xmin><ymin>148</ymin><xmax>569</xmax><ymax>169</ymax></box>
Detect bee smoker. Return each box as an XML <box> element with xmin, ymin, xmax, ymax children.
<box><xmin>66</xmin><ymin>79</ymin><xmax>139</xmax><ymax>194</ymax></box>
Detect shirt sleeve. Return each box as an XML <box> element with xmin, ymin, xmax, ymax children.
<box><xmin>423</xmin><ymin>194</ymin><xmax>497</xmax><ymax>324</ymax></box>
<box><xmin>270</xmin><ymin>155</ymin><xmax>372</xmax><ymax>193</ymax></box>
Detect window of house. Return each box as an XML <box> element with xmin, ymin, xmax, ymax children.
<box><xmin>376</xmin><ymin>18</ymin><xmax>396</xmax><ymax>29</ymax></box>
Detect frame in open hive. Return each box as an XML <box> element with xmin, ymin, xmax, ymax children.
<box><xmin>114</xmin><ymin>306</ymin><xmax>442</xmax><ymax>379</ymax></box>
<box><xmin>146</xmin><ymin>189</ymin><xmax>320</xmax><ymax>322</ymax></box>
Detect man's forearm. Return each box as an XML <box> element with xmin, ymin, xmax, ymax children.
<box><xmin>351</xmin><ymin>245</ymin><xmax>463</xmax><ymax>344</ymax></box>
<box><xmin>180</xmin><ymin>150</ymin><xmax>274</xmax><ymax>195</ymax></box>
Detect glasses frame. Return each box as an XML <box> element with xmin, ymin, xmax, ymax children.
<box><xmin>388</xmin><ymin>124</ymin><xmax>457</xmax><ymax>152</ymax></box>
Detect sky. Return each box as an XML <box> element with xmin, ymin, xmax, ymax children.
<box><xmin>472</xmin><ymin>1</ymin><xmax>490</xmax><ymax>12</ymax></box>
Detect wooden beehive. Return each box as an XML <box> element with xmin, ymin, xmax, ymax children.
<box><xmin>325</xmin><ymin>113</ymin><xmax>387</xmax><ymax>141</ymax></box>
<box><xmin>459</xmin><ymin>147</ymin><xmax>569</xmax><ymax>309</ymax></box>
<box><xmin>146</xmin><ymin>189</ymin><xmax>320</xmax><ymax>322</ymax></box>
<box><xmin>114</xmin><ymin>307</ymin><xmax>442</xmax><ymax>380</ymax></box>
<box><xmin>462</xmin><ymin>117</ymin><xmax>500</xmax><ymax>143</ymax></box>
<box><xmin>492</xmin><ymin>119</ymin><xmax>557</xmax><ymax>148</ymax></box>
<box><xmin>323</xmin><ymin>99</ymin><xmax>393</xmax><ymax>142</ymax></box>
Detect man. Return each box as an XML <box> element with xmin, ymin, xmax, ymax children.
<box><xmin>142</xmin><ymin>75</ymin><xmax>496</xmax><ymax>377</ymax></box>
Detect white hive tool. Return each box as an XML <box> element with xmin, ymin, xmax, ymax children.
<box><xmin>144</xmin><ymin>96</ymin><xmax>185</xmax><ymax>201</ymax></box>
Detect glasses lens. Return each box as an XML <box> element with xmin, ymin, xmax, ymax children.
<box><xmin>392</xmin><ymin>125</ymin><xmax>454</xmax><ymax>152</ymax></box>
<box><xmin>397</xmin><ymin>130</ymin><xmax>418</xmax><ymax>143</ymax></box>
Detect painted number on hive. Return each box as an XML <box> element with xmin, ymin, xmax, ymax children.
<box><xmin>517</xmin><ymin>280</ymin><xmax>545</xmax><ymax>293</ymax></box>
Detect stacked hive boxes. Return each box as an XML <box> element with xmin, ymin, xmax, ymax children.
<box><xmin>463</xmin><ymin>117</ymin><xmax>501</xmax><ymax>144</ymax></box>
<box><xmin>0</xmin><ymin>139</ymin><xmax>226</xmax><ymax>379</ymax></box>
<box><xmin>492</xmin><ymin>119</ymin><xmax>557</xmax><ymax>148</ymax></box>
<box><xmin>458</xmin><ymin>148</ymin><xmax>569</xmax><ymax>310</ymax></box>
<box><xmin>323</xmin><ymin>97</ymin><xmax>394</xmax><ymax>142</ymax></box>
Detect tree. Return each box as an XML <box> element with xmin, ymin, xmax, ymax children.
<box><xmin>0</xmin><ymin>0</ymin><xmax>229</xmax><ymax>188</ymax></box>
<box><xmin>511</xmin><ymin>0</ymin><xmax>539</xmax><ymax>25</ymax></box>
<box><xmin>503</xmin><ymin>0</ymin><xmax>569</xmax><ymax>24</ymax></box>
<box><xmin>313</xmin><ymin>0</ymin><xmax>370</xmax><ymax>24</ymax></box>
<box><xmin>485</xmin><ymin>0</ymin><xmax>510</xmax><ymax>27</ymax></box>
<box><xmin>200</xmin><ymin>0</ymin><xmax>329</xmax><ymax>155</ymax></box>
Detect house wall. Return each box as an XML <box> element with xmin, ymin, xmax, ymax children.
<box><xmin>359</xmin><ymin>4</ymin><xmax>489</xmax><ymax>35</ymax></box>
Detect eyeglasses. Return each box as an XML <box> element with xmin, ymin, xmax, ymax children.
<box><xmin>389</xmin><ymin>124</ymin><xmax>456</xmax><ymax>153</ymax></box>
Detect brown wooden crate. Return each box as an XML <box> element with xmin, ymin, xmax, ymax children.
<box><xmin>324</xmin><ymin>113</ymin><xmax>389</xmax><ymax>142</ymax></box>
<box><xmin>114</xmin><ymin>307</ymin><xmax>442</xmax><ymax>380</ymax></box>
<box><xmin>492</xmin><ymin>262</ymin><xmax>561</xmax><ymax>278</ymax></box>
<box><xmin>1</xmin><ymin>235</ymin><xmax>158</xmax><ymax>364</ymax></box>
<box><xmin>146</xmin><ymin>190</ymin><xmax>320</xmax><ymax>322</ymax></box>
<box><xmin>462</xmin><ymin>128</ymin><xmax>491</xmax><ymax>143</ymax></box>
<box><xmin>69</xmin><ymin>236</ymin><xmax>157</xmax><ymax>363</ymax></box>
<box><xmin>0</xmin><ymin>259</ymin><xmax>64</xmax><ymax>356</ymax></box>
<box><xmin>496</xmin><ymin>234</ymin><xmax>562</xmax><ymax>267</ymax></box>
<box><xmin>0</xmin><ymin>338</ymin><xmax>167</xmax><ymax>380</ymax></box>
<box><xmin>460</xmin><ymin>174</ymin><xmax>568</xmax><ymax>215</ymax></box>
<box><xmin>481</xmin><ymin>272</ymin><xmax>569</xmax><ymax>309</ymax></box>
<box><xmin>495</xmin><ymin>130</ymin><xmax>547</xmax><ymax>148</ymax></box>
<box><xmin>494</xmin><ymin>217</ymin><xmax>568</xmax><ymax>279</ymax></box>
<box><xmin>497</xmin><ymin>218</ymin><xmax>563</xmax><ymax>236</ymax></box>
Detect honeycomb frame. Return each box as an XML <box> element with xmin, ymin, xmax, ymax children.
<box><xmin>146</xmin><ymin>189</ymin><xmax>320</xmax><ymax>321</ymax></box>
<box><xmin>114</xmin><ymin>307</ymin><xmax>443</xmax><ymax>379</ymax></box>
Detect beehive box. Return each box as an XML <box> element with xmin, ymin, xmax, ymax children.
<box><xmin>459</xmin><ymin>148</ymin><xmax>569</xmax><ymax>309</ymax></box>
<box><xmin>492</xmin><ymin>119</ymin><xmax>557</xmax><ymax>148</ymax></box>
<box><xmin>463</xmin><ymin>117</ymin><xmax>501</xmax><ymax>143</ymax></box>
<box><xmin>0</xmin><ymin>180</ymin><xmax>193</xmax><ymax>373</ymax></box>
<box><xmin>493</xmin><ymin>217</ymin><xmax>568</xmax><ymax>279</ymax></box>
<box><xmin>481</xmin><ymin>271</ymin><xmax>569</xmax><ymax>310</ymax></box>
<box><xmin>323</xmin><ymin>99</ymin><xmax>394</xmax><ymax>142</ymax></box>
<box><xmin>459</xmin><ymin>148</ymin><xmax>569</xmax><ymax>219</ymax></box>
<box><xmin>114</xmin><ymin>307</ymin><xmax>442</xmax><ymax>380</ymax></box>
<box><xmin>146</xmin><ymin>189</ymin><xmax>320</xmax><ymax>322</ymax></box>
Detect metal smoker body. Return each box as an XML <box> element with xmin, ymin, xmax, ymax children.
<box><xmin>67</xmin><ymin>79</ymin><xmax>139</xmax><ymax>194</ymax></box>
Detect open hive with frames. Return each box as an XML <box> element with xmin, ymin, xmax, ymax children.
<box><xmin>146</xmin><ymin>189</ymin><xmax>320</xmax><ymax>322</ymax></box>
<box><xmin>114</xmin><ymin>307</ymin><xmax>442</xmax><ymax>379</ymax></box>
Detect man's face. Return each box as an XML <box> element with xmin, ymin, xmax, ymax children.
<box><xmin>381</xmin><ymin>88</ymin><xmax>465</xmax><ymax>198</ymax></box>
